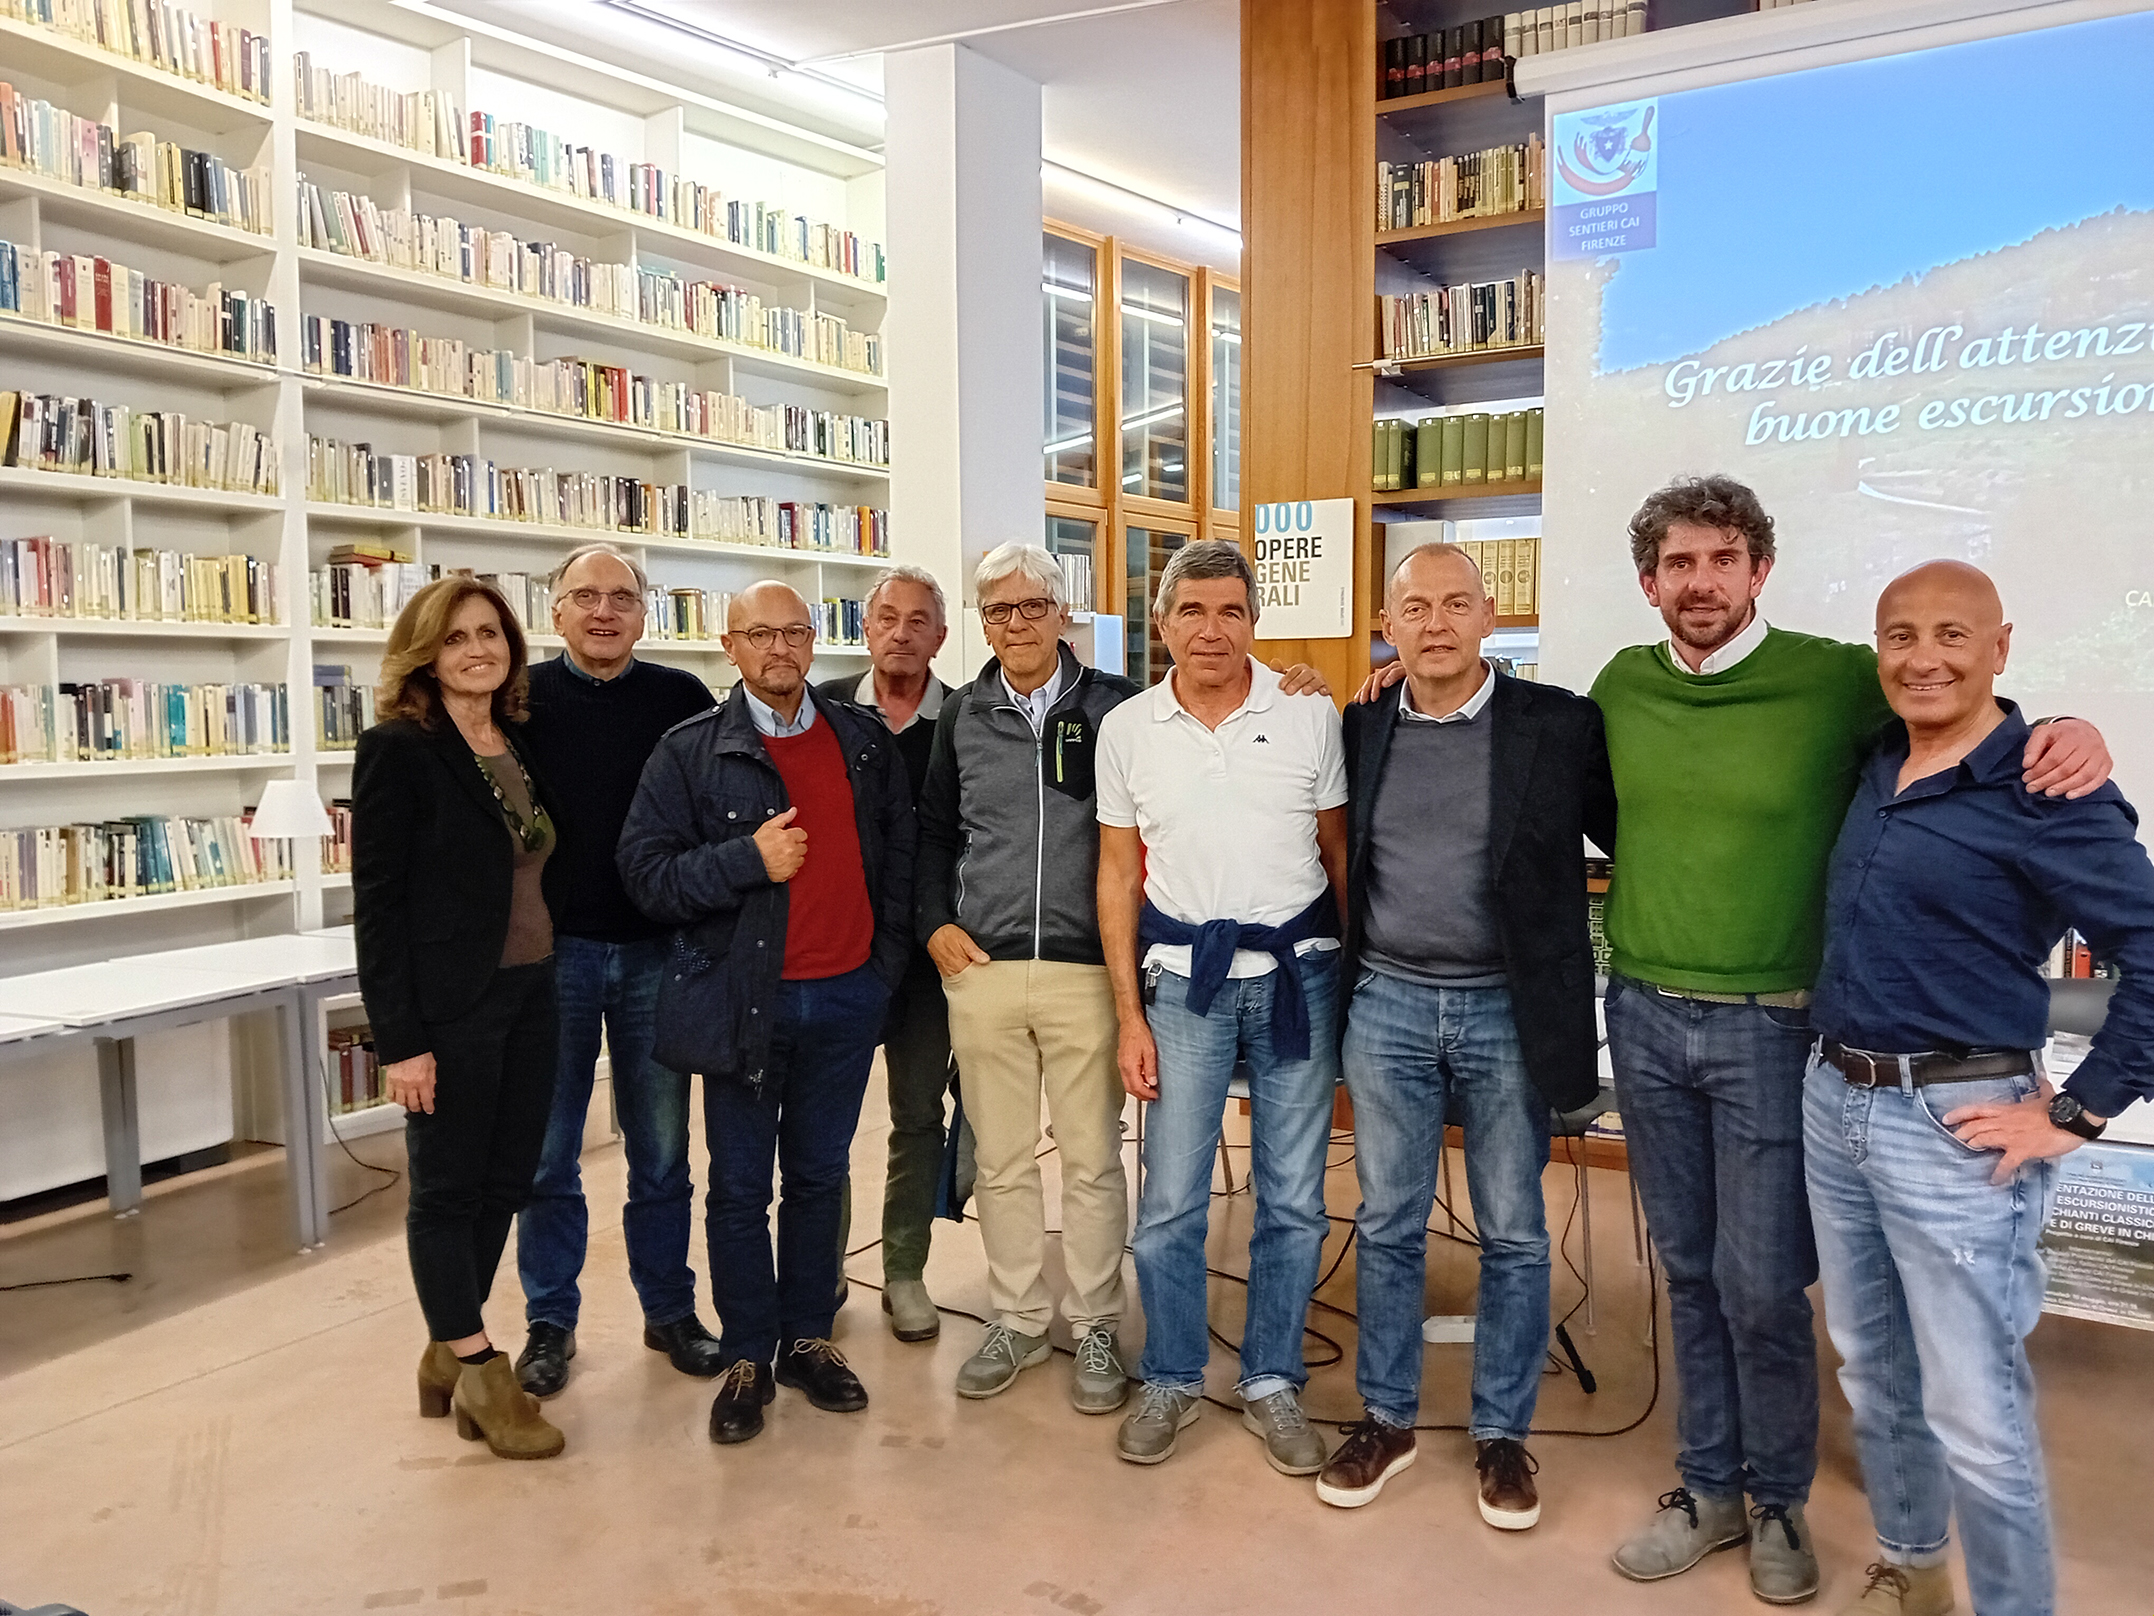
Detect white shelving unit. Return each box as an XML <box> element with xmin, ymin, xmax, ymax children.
<box><xmin>0</xmin><ymin>0</ymin><xmax>892</xmax><ymax>1200</ymax></box>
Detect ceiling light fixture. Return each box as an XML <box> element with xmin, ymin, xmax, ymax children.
<box><xmin>595</xmin><ymin>0</ymin><xmax>885</xmax><ymax>107</ymax></box>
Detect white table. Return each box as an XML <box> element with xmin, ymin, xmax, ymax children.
<box><xmin>0</xmin><ymin>932</ymin><xmax>360</xmax><ymax>1250</ymax></box>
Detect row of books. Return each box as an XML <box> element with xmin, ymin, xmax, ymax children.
<box><xmin>314</xmin><ymin>664</ymin><xmax>373</xmax><ymax>752</ymax></box>
<box><xmin>0</xmin><ymin>80</ymin><xmax>273</xmax><ymax>234</ymax></box>
<box><xmin>1373</xmin><ymin>407</ymin><xmax>1546</xmax><ymax>491</ymax></box>
<box><xmin>2</xmin><ymin>391</ymin><xmax>280</xmax><ymax>494</ymax></box>
<box><xmin>691</xmin><ymin>495</ymin><xmax>889</xmax><ymax>557</ymax></box>
<box><xmin>310</xmin><ymin>561</ymin><xmax>428</xmax><ymax>632</ymax></box>
<box><xmin>322</xmin><ymin>798</ymin><xmax>351</xmax><ymax>874</ymax></box>
<box><xmin>1</xmin><ymin>536</ymin><xmax>281</xmax><ymax>624</ymax></box>
<box><xmin>0</xmin><ymin>814</ymin><xmax>293</xmax><ymax>914</ymax></box>
<box><xmin>291</xmin><ymin>58</ymin><xmax>885</xmax><ymax>283</ymax></box>
<box><xmin>326</xmin><ymin>1023</ymin><xmax>384</xmax><ymax>1115</ymax></box>
<box><xmin>294</xmin><ymin>180</ymin><xmax>886</xmax><ymax>377</ymax></box>
<box><xmin>1505</xmin><ymin>4</ymin><xmax>1650</xmax><ymax>57</ymax></box>
<box><xmin>1379</xmin><ymin>271</ymin><xmax>1544</xmax><ymax>361</ymax></box>
<box><xmin>305</xmin><ymin>441</ymin><xmax>685</xmax><ymax>535</ymax></box>
<box><xmin>3</xmin><ymin>0</ymin><xmax>271</xmax><ymax>105</ymax></box>
<box><xmin>1380</xmin><ymin>18</ymin><xmax>1511</xmax><ymax>97</ymax></box>
<box><xmin>1377</xmin><ymin>139</ymin><xmax>1544</xmax><ymax>233</ymax></box>
<box><xmin>812</xmin><ymin>596</ymin><xmax>867</xmax><ymax>649</ymax></box>
<box><xmin>2047</xmin><ymin>930</ymin><xmax>2119</xmax><ymax>980</ymax></box>
<box><xmin>0</xmin><ymin>678</ymin><xmax>289</xmax><ymax>764</ymax></box>
<box><xmin>1459</xmin><ymin>537</ymin><xmax>1543</xmax><ymax>618</ymax></box>
<box><xmin>298</xmin><ymin>319</ymin><xmax>886</xmax><ymax>441</ymax></box>
<box><xmin>0</xmin><ymin>239</ymin><xmax>278</xmax><ymax>364</ymax></box>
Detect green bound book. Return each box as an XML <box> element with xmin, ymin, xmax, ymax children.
<box><xmin>1525</xmin><ymin>407</ymin><xmax>1544</xmax><ymax>479</ymax></box>
<box><xmin>1416</xmin><ymin>417</ymin><xmax>1443</xmax><ymax>487</ymax></box>
<box><xmin>1372</xmin><ymin>420</ymin><xmax>1391</xmax><ymax>491</ymax></box>
<box><xmin>1398</xmin><ymin>418</ymin><xmax>1417</xmax><ymax>488</ymax></box>
<box><xmin>1504</xmin><ymin>410</ymin><xmax>1527</xmax><ymax>483</ymax></box>
<box><xmin>1440</xmin><ymin>415</ymin><xmax>1465</xmax><ymax>485</ymax></box>
<box><xmin>1461</xmin><ymin>413</ymin><xmax>1488</xmax><ymax>484</ymax></box>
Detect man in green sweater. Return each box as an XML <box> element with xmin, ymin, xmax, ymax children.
<box><xmin>1595</xmin><ymin>475</ymin><xmax>2110</xmax><ymax>1605</ymax></box>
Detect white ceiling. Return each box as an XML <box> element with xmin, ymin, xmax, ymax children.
<box><xmin>429</xmin><ymin>0</ymin><xmax>1242</xmax><ymax>266</ymax></box>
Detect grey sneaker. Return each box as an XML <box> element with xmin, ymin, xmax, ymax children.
<box><xmin>954</xmin><ymin>1322</ymin><xmax>1049</xmax><ymax>1399</ymax></box>
<box><xmin>1612</xmin><ymin>1487</ymin><xmax>1749</xmax><ymax>1582</ymax></box>
<box><xmin>1750</xmin><ymin>1502</ymin><xmax>1821</xmax><ymax>1605</ymax></box>
<box><xmin>1069</xmin><ymin>1327</ymin><xmax>1129</xmax><ymax>1415</ymax></box>
<box><xmin>1115</xmin><ymin>1383</ymin><xmax>1202</xmax><ymax>1464</ymax></box>
<box><xmin>881</xmin><ymin>1278</ymin><xmax>941</xmax><ymax>1343</ymax></box>
<box><xmin>1240</xmin><ymin>1387</ymin><xmax>1328</xmax><ymax>1476</ymax></box>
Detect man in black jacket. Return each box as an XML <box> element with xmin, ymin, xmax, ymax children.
<box><xmin>1315</xmin><ymin>543</ymin><xmax>1616</xmax><ymax>1529</ymax></box>
<box><xmin>618</xmin><ymin>581</ymin><xmax>916</xmax><ymax>1447</ymax></box>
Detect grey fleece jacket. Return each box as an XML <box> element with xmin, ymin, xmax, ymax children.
<box><xmin>914</xmin><ymin>643</ymin><xmax>1138</xmax><ymax>966</ymax></box>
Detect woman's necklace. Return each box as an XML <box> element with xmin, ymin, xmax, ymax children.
<box><xmin>476</xmin><ymin>744</ymin><xmax>552</xmax><ymax>853</ymax></box>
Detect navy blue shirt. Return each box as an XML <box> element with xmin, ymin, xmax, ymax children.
<box><xmin>1813</xmin><ymin>702</ymin><xmax>2154</xmax><ymax>1120</ymax></box>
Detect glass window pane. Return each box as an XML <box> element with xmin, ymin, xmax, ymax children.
<box><xmin>1125</xmin><ymin>525</ymin><xmax>1187</xmax><ymax>688</ymax></box>
<box><xmin>1211</xmin><ymin>285</ymin><xmax>1241</xmax><ymax>511</ymax></box>
<box><xmin>1119</xmin><ymin>260</ymin><xmax>1190</xmax><ymax>503</ymax></box>
<box><xmin>1045</xmin><ymin>515</ymin><xmax>1099</xmax><ymax>613</ymax></box>
<box><xmin>1043</xmin><ymin>233</ymin><xmax>1097</xmax><ymax>488</ymax></box>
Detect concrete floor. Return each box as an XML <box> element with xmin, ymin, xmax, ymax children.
<box><xmin>2</xmin><ymin>1063</ymin><xmax>2149</xmax><ymax>1616</ymax></box>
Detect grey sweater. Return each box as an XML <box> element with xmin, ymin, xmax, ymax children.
<box><xmin>915</xmin><ymin>644</ymin><xmax>1138</xmax><ymax>965</ymax></box>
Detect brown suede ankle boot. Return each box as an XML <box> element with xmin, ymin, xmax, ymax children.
<box><xmin>418</xmin><ymin>1342</ymin><xmax>462</xmax><ymax>1419</ymax></box>
<box><xmin>452</xmin><ymin>1352</ymin><xmax>565</xmax><ymax>1459</ymax></box>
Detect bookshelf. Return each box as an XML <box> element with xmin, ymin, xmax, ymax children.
<box><xmin>0</xmin><ymin>0</ymin><xmax>894</xmax><ymax>1202</ymax></box>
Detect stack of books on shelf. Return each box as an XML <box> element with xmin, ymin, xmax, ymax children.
<box><xmin>4</xmin><ymin>0</ymin><xmax>273</xmax><ymax>104</ymax></box>
<box><xmin>2047</xmin><ymin>930</ymin><xmax>2118</xmax><ymax>981</ymax></box>
<box><xmin>311</xmin><ymin>540</ymin><xmax>427</xmax><ymax>630</ymax></box>
<box><xmin>1505</xmin><ymin>4</ymin><xmax>1649</xmax><ymax>57</ymax></box>
<box><xmin>0</xmin><ymin>677</ymin><xmax>289</xmax><ymax>764</ymax></box>
<box><xmin>813</xmin><ymin>596</ymin><xmax>866</xmax><ymax>649</ymax></box>
<box><xmin>1380</xmin><ymin>271</ymin><xmax>1543</xmax><ymax>360</ymax></box>
<box><xmin>327</xmin><ymin>1022</ymin><xmax>385</xmax><ymax>1114</ymax></box>
<box><xmin>691</xmin><ymin>494</ymin><xmax>889</xmax><ymax>556</ymax></box>
<box><xmin>1</xmin><ymin>813</ymin><xmax>291</xmax><ymax>913</ymax></box>
<box><xmin>3</xmin><ymin>391</ymin><xmax>279</xmax><ymax>493</ymax></box>
<box><xmin>0</xmin><ymin>240</ymin><xmax>278</xmax><ymax>363</ymax></box>
<box><xmin>1459</xmin><ymin>537</ymin><xmax>1542</xmax><ymax>617</ymax></box>
<box><xmin>1377</xmin><ymin>140</ymin><xmax>1543</xmax><ymax>232</ymax></box>
<box><xmin>2</xmin><ymin>536</ymin><xmax>280</xmax><ymax>624</ymax></box>
<box><xmin>314</xmin><ymin>664</ymin><xmax>374</xmax><ymax>751</ymax></box>
<box><xmin>292</xmin><ymin>60</ymin><xmax>886</xmax><ymax>283</ymax></box>
<box><xmin>307</xmin><ymin>441</ymin><xmax>687</xmax><ymax>535</ymax></box>
<box><xmin>1055</xmin><ymin>551</ymin><xmax>1095</xmax><ymax>612</ymax></box>
<box><xmin>323</xmin><ymin>798</ymin><xmax>352</xmax><ymax>874</ymax></box>
<box><xmin>1373</xmin><ymin>407</ymin><xmax>1544</xmax><ymax>491</ymax></box>
<box><xmin>647</xmin><ymin>586</ymin><xmax>729</xmax><ymax>643</ymax></box>
<box><xmin>1380</xmin><ymin>18</ymin><xmax>1510</xmax><ymax>95</ymax></box>
<box><xmin>0</xmin><ymin>80</ymin><xmax>273</xmax><ymax>233</ymax></box>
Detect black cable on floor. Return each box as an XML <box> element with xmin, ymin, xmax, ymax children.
<box><xmin>324</xmin><ymin>1102</ymin><xmax>402</xmax><ymax>1215</ymax></box>
<box><xmin>0</xmin><ymin>1272</ymin><xmax>132</xmax><ymax>1292</ymax></box>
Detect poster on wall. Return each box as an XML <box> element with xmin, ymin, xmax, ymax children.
<box><xmin>1248</xmin><ymin>498</ymin><xmax>1354</xmax><ymax>639</ymax></box>
<box><xmin>2041</xmin><ymin>1141</ymin><xmax>2154</xmax><ymax>1332</ymax></box>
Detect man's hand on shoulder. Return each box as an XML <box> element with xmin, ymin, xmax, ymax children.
<box><xmin>1350</xmin><ymin>661</ymin><xmax>1408</xmax><ymax>706</ymax></box>
<box><xmin>2022</xmin><ymin>717</ymin><xmax>2111</xmax><ymax>799</ymax></box>
<box><xmin>1271</xmin><ymin>662</ymin><xmax>1333</xmax><ymax>699</ymax></box>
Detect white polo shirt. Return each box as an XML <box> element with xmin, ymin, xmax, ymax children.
<box><xmin>1096</xmin><ymin>657</ymin><xmax>1348</xmax><ymax>978</ymax></box>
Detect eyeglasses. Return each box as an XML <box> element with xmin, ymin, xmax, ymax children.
<box><xmin>980</xmin><ymin>597</ymin><xmax>1057</xmax><ymax>626</ymax></box>
<box><xmin>564</xmin><ymin>588</ymin><xmax>644</xmax><ymax>612</ymax></box>
<box><xmin>731</xmin><ymin>623</ymin><xmax>815</xmax><ymax>649</ymax></box>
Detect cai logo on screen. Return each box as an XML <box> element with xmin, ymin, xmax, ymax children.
<box><xmin>1551</xmin><ymin>99</ymin><xmax>1658</xmax><ymax>260</ymax></box>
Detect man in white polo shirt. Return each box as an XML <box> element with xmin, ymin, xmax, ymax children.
<box><xmin>1096</xmin><ymin>540</ymin><xmax>1350</xmax><ymax>1475</ymax></box>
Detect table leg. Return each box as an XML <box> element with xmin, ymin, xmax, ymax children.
<box><xmin>279</xmin><ymin>988</ymin><xmax>330</xmax><ymax>1250</ymax></box>
<box><xmin>95</xmin><ymin>1035</ymin><xmax>143</xmax><ymax>1219</ymax></box>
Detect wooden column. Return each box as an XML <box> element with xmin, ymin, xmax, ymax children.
<box><xmin>1242</xmin><ymin>0</ymin><xmax>1376</xmax><ymax>699</ymax></box>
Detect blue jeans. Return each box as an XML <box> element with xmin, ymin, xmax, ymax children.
<box><xmin>1343</xmin><ymin>970</ymin><xmax>1550</xmax><ymax>1438</ymax></box>
<box><xmin>518</xmin><ymin>935</ymin><xmax>695</xmax><ymax>1330</ymax></box>
<box><xmin>1604</xmin><ymin>973</ymin><xmax>1820</xmax><ymax>1506</ymax></box>
<box><xmin>704</xmin><ymin>963</ymin><xmax>889</xmax><ymax>1367</ymax></box>
<box><xmin>1804</xmin><ymin>1054</ymin><xmax>2055</xmax><ymax>1616</ymax></box>
<box><xmin>1133</xmin><ymin>950</ymin><xmax>1340</xmax><ymax>1398</ymax></box>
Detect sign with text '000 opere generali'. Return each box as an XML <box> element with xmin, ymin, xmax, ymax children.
<box><xmin>1248</xmin><ymin>499</ymin><xmax>1354</xmax><ymax>640</ymax></box>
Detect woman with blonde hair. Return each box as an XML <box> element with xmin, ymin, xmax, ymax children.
<box><xmin>353</xmin><ymin>575</ymin><xmax>567</xmax><ymax>1460</ymax></box>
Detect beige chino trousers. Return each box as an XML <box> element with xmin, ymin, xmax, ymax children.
<box><xmin>941</xmin><ymin>958</ymin><xmax>1129</xmax><ymax>1335</ymax></box>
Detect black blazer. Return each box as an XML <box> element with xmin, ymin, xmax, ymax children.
<box><xmin>352</xmin><ymin>716</ymin><xmax>567</xmax><ymax>1064</ymax></box>
<box><xmin>1341</xmin><ymin>672</ymin><xmax>1618</xmax><ymax>1112</ymax></box>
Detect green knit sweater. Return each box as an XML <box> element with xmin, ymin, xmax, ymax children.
<box><xmin>1589</xmin><ymin>626</ymin><xmax>1892</xmax><ymax>994</ymax></box>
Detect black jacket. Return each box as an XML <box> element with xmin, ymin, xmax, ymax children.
<box><xmin>1342</xmin><ymin>673</ymin><xmax>1618</xmax><ymax>1112</ymax></box>
<box><xmin>814</xmin><ymin>672</ymin><xmax>941</xmax><ymax>804</ymax></box>
<box><xmin>616</xmin><ymin>685</ymin><xmax>916</xmax><ymax>1083</ymax></box>
<box><xmin>352</xmin><ymin>716</ymin><xmax>568</xmax><ymax>1065</ymax></box>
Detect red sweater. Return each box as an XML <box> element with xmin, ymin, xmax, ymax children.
<box><xmin>763</xmin><ymin>717</ymin><xmax>874</xmax><ymax>981</ymax></box>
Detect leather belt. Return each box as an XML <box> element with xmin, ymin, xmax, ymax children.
<box><xmin>1821</xmin><ymin>1039</ymin><xmax>2035</xmax><ymax>1088</ymax></box>
<box><xmin>1652</xmin><ymin>984</ymin><xmax>1813</xmax><ymax>1009</ymax></box>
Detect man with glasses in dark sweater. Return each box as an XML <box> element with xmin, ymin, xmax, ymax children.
<box><xmin>511</xmin><ymin>543</ymin><xmax>719</xmax><ymax>1399</ymax></box>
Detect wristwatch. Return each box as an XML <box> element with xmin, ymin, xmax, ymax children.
<box><xmin>2049</xmin><ymin>1091</ymin><xmax>2108</xmax><ymax>1141</ymax></box>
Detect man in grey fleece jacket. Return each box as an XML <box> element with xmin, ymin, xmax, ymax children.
<box><xmin>916</xmin><ymin>543</ymin><xmax>1140</xmax><ymax>1417</ymax></box>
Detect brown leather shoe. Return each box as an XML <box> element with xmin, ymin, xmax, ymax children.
<box><xmin>452</xmin><ymin>1352</ymin><xmax>566</xmax><ymax>1460</ymax></box>
<box><xmin>417</xmin><ymin>1341</ymin><xmax>461</xmax><ymax>1419</ymax></box>
<box><xmin>1475</xmin><ymin>1438</ymin><xmax>1541</xmax><ymax>1530</ymax></box>
<box><xmin>1315</xmin><ymin>1418</ymin><xmax>1417</xmax><ymax>1508</ymax></box>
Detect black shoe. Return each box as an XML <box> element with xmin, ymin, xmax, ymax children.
<box><xmin>775</xmin><ymin>1338</ymin><xmax>868</xmax><ymax>1412</ymax></box>
<box><xmin>514</xmin><ymin>1321</ymin><xmax>576</xmax><ymax>1399</ymax></box>
<box><xmin>644</xmin><ymin>1313</ymin><xmax>725</xmax><ymax>1378</ymax></box>
<box><xmin>708</xmin><ymin>1359</ymin><xmax>775</xmax><ymax>1445</ymax></box>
